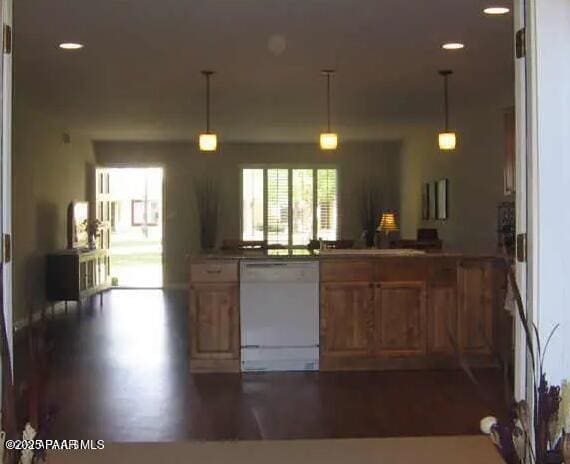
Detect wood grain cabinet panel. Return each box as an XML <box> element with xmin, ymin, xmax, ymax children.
<box><xmin>458</xmin><ymin>261</ymin><xmax>494</xmax><ymax>355</ymax></box>
<box><xmin>427</xmin><ymin>286</ymin><xmax>458</xmax><ymax>354</ymax></box>
<box><xmin>190</xmin><ymin>284</ymin><xmax>239</xmax><ymax>360</ymax></box>
<box><xmin>375</xmin><ymin>282</ymin><xmax>427</xmax><ymax>356</ymax></box>
<box><xmin>320</xmin><ymin>261</ymin><xmax>374</xmax><ymax>282</ymax></box>
<box><xmin>320</xmin><ymin>283</ymin><xmax>374</xmax><ymax>357</ymax></box>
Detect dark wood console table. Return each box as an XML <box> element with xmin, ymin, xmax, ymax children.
<box><xmin>46</xmin><ymin>249</ymin><xmax>111</xmax><ymax>309</ymax></box>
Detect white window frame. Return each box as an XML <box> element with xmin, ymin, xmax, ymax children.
<box><xmin>239</xmin><ymin>164</ymin><xmax>341</xmax><ymax>251</ymax></box>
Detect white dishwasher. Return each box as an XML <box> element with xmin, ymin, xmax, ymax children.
<box><xmin>240</xmin><ymin>260</ymin><xmax>319</xmax><ymax>372</ymax></box>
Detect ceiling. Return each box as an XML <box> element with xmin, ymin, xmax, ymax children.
<box><xmin>14</xmin><ymin>0</ymin><xmax>514</xmax><ymax>141</ymax></box>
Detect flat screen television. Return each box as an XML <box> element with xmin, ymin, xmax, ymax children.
<box><xmin>67</xmin><ymin>201</ymin><xmax>90</xmax><ymax>250</ymax></box>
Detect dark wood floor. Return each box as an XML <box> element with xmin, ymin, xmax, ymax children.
<box><xmin>16</xmin><ymin>290</ymin><xmax>506</xmax><ymax>442</ymax></box>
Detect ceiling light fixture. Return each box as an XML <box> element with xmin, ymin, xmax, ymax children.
<box><xmin>438</xmin><ymin>70</ymin><xmax>457</xmax><ymax>151</ymax></box>
<box><xmin>442</xmin><ymin>42</ymin><xmax>465</xmax><ymax>50</ymax></box>
<box><xmin>320</xmin><ymin>69</ymin><xmax>338</xmax><ymax>151</ymax></box>
<box><xmin>59</xmin><ymin>42</ymin><xmax>84</xmax><ymax>50</ymax></box>
<box><xmin>198</xmin><ymin>70</ymin><xmax>218</xmax><ymax>152</ymax></box>
<box><xmin>483</xmin><ymin>7</ymin><xmax>510</xmax><ymax>15</ymax></box>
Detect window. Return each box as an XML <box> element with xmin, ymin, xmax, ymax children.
<box><xmin>241</xmin><ymin>167</ymin><xmax>338</xmax><ymax>249</ymax></box>
<box><xmin>131</xmin><ymin>200</ymin><xmax>160</xmax><ymax>226</ymax></box>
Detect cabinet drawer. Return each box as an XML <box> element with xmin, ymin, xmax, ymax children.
<box><xmin>376</xmin><ymin>259</ymin><xmax>427</xmax><ymax>281</ymax></box>
<box><xmin>320</xmin><ymin>261</ymin><xmax>374</xmax><ymax>282</ymax></box>
<box><xmin>190</xmin><ymin>262</ymin><xmax>238</xmax><ymax>283</ymax></box>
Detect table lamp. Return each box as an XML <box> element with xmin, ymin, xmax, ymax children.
<box><xmin>377</xmin><ymin>212</ymin><xmax>399</xmax><ymax>248</ymax></box>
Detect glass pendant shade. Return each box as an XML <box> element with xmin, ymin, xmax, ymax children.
<box><xmin>320</xmin><ymin>132</ymin><xmax>338</xmax><ymax>151</ymax></box>
<box><xmin>438</xmin><ymin>132</ymin><xmax>457</xmax><ymax>150</ymax></box>
<box><xmin>199</xmin><ymin>133</ymin><xmax>218</xmax><ymax>152</ymax></box>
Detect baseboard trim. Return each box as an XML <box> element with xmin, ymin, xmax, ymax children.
<box><xmin>13</xmin><ymin>300</ymin><xmax>78</xmax><ymax>333</ymax></box>
<box><xmin>13</xmin><ymin>285</ymin><xmax>189</xmax><ymax>332</ymax></box>
<box><xmin>164</xmin><ymin>283</ymin><xmax>189</xmax><ymax>291</ymax></box>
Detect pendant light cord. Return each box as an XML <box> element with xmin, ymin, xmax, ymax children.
<box><xmin>202</xmin><ymin>70</ymin><xmax>214</xmax><ymax>133</ymax></box>
<box><xmin>439</xmin><ymin>70</ymin><xmax>452</xmax><ymax>131</ymax></box>
<box><xmin>326</xmin><ymin>72</ymin><xmax>331</xmax><ymax>131</ymax></box>
<box><xmin>206</xmin><ymin>75</ymin><xmax>210</xmax><ymax>132</ymax></box>
<box><xmin>323</xmin><ymin>69</ymin><xmax>335</xmax><ymax>132</ymax></box>
<box><xmin>444</xmin><ymin>74</ymin><xmax>449</xmax><ymax>130</ymax></box>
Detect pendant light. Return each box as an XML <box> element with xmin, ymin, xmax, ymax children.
<box><xmin>199</xmin><ymin>70</ymin><xmax>218</xmax><ymax>152</ymax></box>
<box><xmin>438</xmin><ymin>70</ymin><xmax>457</xmax><ymax>151</ymax></box>
<box><xmin>320</xmin><ymin>69</ymin><xmax>338</xmax><ymax>151</ymax></box>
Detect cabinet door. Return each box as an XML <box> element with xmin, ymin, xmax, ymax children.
<box><xmin>320</xmin><ymin>283</ymin><xmax>373</xmax><ymax>357</ymax></box>
<box><xmin>375</xmin><ymin>282</ymin><xmax>427</xmax><ymax>355</ymax></box>
<box><xmin>427</xmin><ymin>286</ymin><xmax>458</xmax><ymax>354</ymax></box>
<box><xmin>190</xmin><ymin>284</ymin><xmax>239</xmax><ymax>360</ymax></box>
<box><xmin>457</xmin><ymin>261</ymin><xmax>494</xmax><ymax>354</ymax></box>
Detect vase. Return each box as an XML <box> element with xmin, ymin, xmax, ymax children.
<box><xmin>364</xmin><ymin>230</ymin><xmax>375</xmax><ymax>248</ymax></box>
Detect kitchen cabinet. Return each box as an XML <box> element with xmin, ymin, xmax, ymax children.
<box><xmin>375</xmin><ymin>281</ymin><xmax>427</xmax><ymax>355</ymax></box>
<box><xmin>427</xmin><ymin>258</ymin><xmax>458</xmax><ymax>355</ymax></box>
<box><xmin>320</xmin><ymin>282</ymin><xmax>374</xmax><ymax>357</ymax></box>
<box><xmin>427</xmin><ymin>285</ymin><xmax>458</xmax><ymax>354</ymax></box>
<box><xmin>320</xmin><ymin>257</ymin><xmax>502</xmax><ymax>370</ymax></box>
<box><xmin>189</xmin><ymin>255</ymin><xmax>505</xmax><ymax>372</ymax></box>
<box><xmin>189</xmin><ymin>262</ymin><xmax>240</xmax><ymax>372</ymax></box>
<box><xmin>457</xmin><ymin>259</ymin><xmax>494</xmax><ymax>355</ymax></box>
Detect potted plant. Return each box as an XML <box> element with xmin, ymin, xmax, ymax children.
<box><xmin>194</xmin><ymin>175</ymin><xmax>220</xmax><ymax>251</ymax></box>
<box><xmin>87</xmin><ymin>219</ymin><xmax>103</xmax><ymax>249</ymax></box>
<box><xmin>359</xmin><ymin>182</ymin><xmax>383</xmax><ymax>248</ymax></box>
<box><xmin>454</xmin><ymin>260</ymin><xmax>570</xmax><ymax>464</ymax></box>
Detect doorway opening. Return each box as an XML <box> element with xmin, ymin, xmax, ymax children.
<box><xmin>96</xmin><ymin>167</ymin><xmax>164</xmax><ymax>288</ymax></box>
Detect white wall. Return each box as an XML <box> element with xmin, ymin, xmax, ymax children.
<box><xmin>400</xmin><ymin>106</ymin><xmax>512</xmax><ymax>254</ymax></box>
<box><xmin>95</xmin><ymin>141</ymin><xmax>402</xmax><ymax>286</ymax></box>
<box><xmin>531</xmin><ymin>0</ymin><xmax>570</xmax><ymax>385</ymax></box>
<box><xmin>12</xmin><ymin>106</ymin><xmax>96</xmax><ymax>323</ymax></box>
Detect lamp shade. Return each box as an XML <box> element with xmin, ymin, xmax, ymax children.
<box><xmin>438</xmin><ymin>132</ymin><xmax>457</xmax><ymax>151</ymax></box>
<box><xmin>377</xmin><ymin>212</ymin><xmax>399</xmax><ymax>232</ymax></box>
<box><xmin>199</xmin><ymin>133</ymin><xmax>218</xmax><ymax>152</ymax></box>
<box><xmin>320</xmin><ymin>132</ymin><xmax>338</xmax><ymax>150</ymax></box>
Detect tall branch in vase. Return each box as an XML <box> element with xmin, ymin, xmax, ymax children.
<box><xmin>194</xmin><ymin>175</ymin><xmax>220</xmax><ymax>251</ymax></box>
<box><xmin>359</xmin><ymin>181</ymin><xmax>383</xmax><ymax>248</ymax></box>
<box><xmin>450</xmin><ymin>257</ymin><xmax>570</xmax><ymax>464</ymax></box>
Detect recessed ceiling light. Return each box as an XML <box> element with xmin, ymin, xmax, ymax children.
<box><xmin>442</xmin><ymin>42</ymin><xmax>465</xmax><ymax>50</ymax></box>
<box><xmin>59</xmin><ymin>42</ymin><xmax>84</xmax><ymax>50</ymax></box>
<box><xmin>483</xmin><ymin>7</ymin><xmax>510</xmax><ymax>15</ymax></box>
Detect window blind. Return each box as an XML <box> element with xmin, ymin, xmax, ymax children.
<box><xmin>292</xmin><ymin>169</ymin><xmax>314</xmax><ymax>246</ymax></box>
<box><xmin>266</xmin><ymin>169</ymin><xmax>289</xmax><ymax>245</ymax></box>
<box><xmin>241</xmin><ymin>167</ymin><xmax>338</xmax><ymax>249</ymax></box>
<box><xmin>317</xmin><ymin>169</ymin><xmax>338</xmax><ymax>241</ymax></box>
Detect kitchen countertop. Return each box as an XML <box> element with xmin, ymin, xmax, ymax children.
<box><xmin>190</xmin><ymin>249</ymin><xmax>504</xmax><ymax>262</ymax></box>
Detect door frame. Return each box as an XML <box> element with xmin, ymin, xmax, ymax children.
<box><xmin>513</xmin><ymin>0</ymin><xmax>562</xmax><ymax>399</ymax></box>
<box><xmin>513</xmin><ymin>0</ymin><xmax>531</xmax><ymax>402</ymax></box>
<box><xmin>1</xmin><ymin>0</ymin><xmax>13</xmax><ymax>388</ymax></box>
<box><xmin>95</xmin><ymin>165</ymin><xmax>166</xmax><ymax>289</ymax></box>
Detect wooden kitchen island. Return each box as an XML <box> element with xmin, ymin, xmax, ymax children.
<box><xmin>188</xmin><ymin>253</ymin><xmax>508</xmax><ymax>373</ymax></box>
